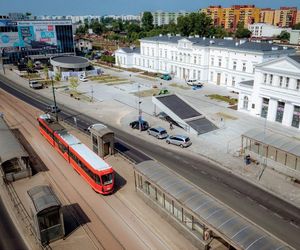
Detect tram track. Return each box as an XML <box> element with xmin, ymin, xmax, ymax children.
<box><xmin>0</xmin><ymin>89</ymin><xmax>172</xmax><ymax>250</ymax></box>
<box><xmin>1</xmin><ymin>75</ymin><xmax>300</xmax><ymax>248</ymax></box>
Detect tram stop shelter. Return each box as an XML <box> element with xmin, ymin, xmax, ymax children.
<box><xmin>134</xmin><ymin>160</ymin><xmax>291</xmax><ymax>250</ymax></box>
<box><xmin>0</xmin><ymin>114</ymin><xmax>31</xmax><ymax>181</ymax></box>
<box><xmin>241</xmin><ymin>128</ymin><xmax>300</xmax><ymax>179</ymax></box>
<box><xmin>90</xmin><ymin>124</ymin><xmax>115</xmax><ymax>158</ymax></box>
<box><xmin>27</xmin><ymin>185</ymin><xmax>65</xmax><ymax>245</ymax></box>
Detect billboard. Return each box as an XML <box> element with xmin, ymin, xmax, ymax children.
<box><xmin>0</xmin><ymin>32</ymin><xmax>20</xmax><ymax>48</ymax></box>
<box><xmin>18</xmin><ymin>26</ymin><xmax>35</xmax><ymax>47</ymax></box>
<box><xmin>34</xmin><ymin>25</ymin><xmax>57</xmax><ymax>44</ymax></box>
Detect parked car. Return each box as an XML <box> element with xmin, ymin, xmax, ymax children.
<box><xmin>79</xmin><ymin>76</ymin><xmax>88</xmax><ymax>82</ymax></box>
<box><xmin>87</xmin><ymin>123</ymin><xmax>107</xmax><ymax>132</ymax></box>
<box><xmin>186</xmin><ymin>79</ymin><xmax>203</xmax><ymax>87</ymax></box>
<box><xmin>166</xmin><ymin>135</ymin><xmax>192</xmax><ymax>148</ymax></box>
<box><xmin>29</xmin><ymin>80</ymin><xmax>43</xmax><ymax>89</ymax></box>
<box><xmin>47</xmin><ymin>105</ymin><xmax>61</xmax><ymax>113</ymax></box>
<box><xmin>160</xmin><ymin>74</ymin><xmax>172</xmax><ymax>81</ymax></box>
<box><xmin>147</xmin><ymin>127</ymin><xmax>168</xmax><ymax>139</ymax></box>
<box><xmin>129</xmin><ymin>120</ymin><xmax>149</xmax><ymax>131</ymax></box>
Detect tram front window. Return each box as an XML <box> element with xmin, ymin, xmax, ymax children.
<box><xmin>101</xmin><ymin>173</ymin><xmax>113</xmax><ymax>185</ymax></box>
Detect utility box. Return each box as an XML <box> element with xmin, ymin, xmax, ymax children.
<box><xmin>90</xmin><ymin>124</ymin><xmax>115</xmax><ymax>158</ymax></box>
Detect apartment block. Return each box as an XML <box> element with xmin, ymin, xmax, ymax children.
<box><xmin>273</xmin><ymin>7</ymin><xmax>298</xmax><ymax>27</ymax></box>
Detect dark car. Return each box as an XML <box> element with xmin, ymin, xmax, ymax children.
<box><xmin>160</xmin><ymin>74</ymin><xmax>172</xmax><ymax>81</ymax></box>
<box><xmin>129</xmin><ymin>120</ymin><xmax>149</xmax><ymax>131</ymax></box>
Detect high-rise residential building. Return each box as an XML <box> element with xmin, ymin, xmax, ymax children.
<box><xmin>259</xmin><ymin>8</ymin><xmax>275</xmax><ymax>25</ymax></box>
<box><xmin>296</xmin><ymin>10</ymin><xmax>300</xmax><ymax>25</ymax></box>
<box><xmin>200</xmin><ymin>6</ymin><xmax>223</xmax><ymax>26</ymax></box>
<box><xmin>274</xmin><ymin>7</ymin><xmax>298</xmax><ymax>27</ymax></box>
<box><xmin>201</xmin><ymin>5</ymin><xmax>260</xmax><ymax>31</ymax></box>
<box><xmin>144</xmin><ymin>11</ymin><xmax>189</xmax><ymax>26</ymax></box>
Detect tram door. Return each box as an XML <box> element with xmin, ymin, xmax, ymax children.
<box><xmin>103</xmin><ymin>142</ymin><xmax>110</xmax><ymax>157</ymax></box>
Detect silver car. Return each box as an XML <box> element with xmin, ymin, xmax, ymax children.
<box><xmin>166</xmin><ymin>135</ymin><xmax>192</xmax><ymax>148</ymax></box>
<box><xmin>147</xmin><ymin>127</ymin><xmax>168</xmax><ymax>139</ymax></box>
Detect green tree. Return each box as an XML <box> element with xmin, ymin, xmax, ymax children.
<box><xmin>177</xmin><ymin>16</ymin><xmax>192</xmax><ymax>36</ymax></box>
<box><xmin>142</xmin><ymin>12</ymin><xmax>154</xmax><ymax>32</ymax></box>
<box><xmin>90</xmin><ymin>20</ymin><xmax>105</xmax><ymax>35</ymax></box>
<box><xmin>277</xmin><ymin>31</ymin><xmax>290</xmax><ymax>41</ymax></box>
<box><xmin>69</xmin><ymin>77</ymin><xmax>79</xmax><ymax>90</ymax></box>
<box><xmin>43</xmin><ymin>66</ymin><xmax>49</xmax><ymax>80</ymax></box>
<box><xmin>211</xmin><ymin>26</ymin><xmax>228</xmax><ymax>38</ymax></box>
<box><xmin>75</xmin><ymin>25</ymin><xmax>88</xmax><ymax>35</ymax></box>
<box><xmin>26</xmin><ymin>59</ymin><xmax>34</xmax><ymax>72</ymax></box>
<box><xmin>292</xmin><ymin>23</ymin><xmax>300</xmax><ymax>30</ymax></box>
<box><xmin>235</xmin><ymin>22</ymin><xmax>252</xmax><ymax>38</ymax></box>
<box><xmin>55</xmin><ymin>72</ymin><xmax>61</xmax><ymax>82</ymax></box>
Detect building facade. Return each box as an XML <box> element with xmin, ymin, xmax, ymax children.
<box><xmin>0</xmin><ymin>18</ymin><xmax>74</xmax><ymax>63</ymax></box>
<box><xmin>290</xmin><ymin>30</ymin><xmax>300</xmax><ymax>45</ymax></box>
<box><xmin>274</xmin><ymin>7</ymin><xmax>298</xmax><ymax>27</ymax></box>
<box><xmin>115</xmin><ymin>35</ymin><xmax>295</xmax><ymax>90</ymax></box>
<box><xmin>144</xmin><ymin>11</ymin><xmax>189</xmax><ymax>26</ymax></box>
<box><xmin>237</xmin><ymin>56</ymin><xmax>300</xmax><ymax>130</ymax></box>
<box><xmin>248</xmin><ymin>23</ymin><xmax>291</xmax><ymax>38</ymax></box>
<box><xmin>259</xmin><ymin>8</ymin><xmax>275</xmax><ymax>25</ymax></box>
<box><xmin>201</xmin><ymin>5</ymin><xmax>260</xmax><ymax>31</ymax></box>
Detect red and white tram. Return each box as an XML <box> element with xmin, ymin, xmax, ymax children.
<box><xmin>37</xmin><ymin>114</ymin><xmax>114</xmax><ymax>194</ymax></box>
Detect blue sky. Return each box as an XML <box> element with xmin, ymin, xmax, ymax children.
<box><xmin>1</xmin><ymin>0</ymin><xmax>300</xmax><ymax>15</ymax></box>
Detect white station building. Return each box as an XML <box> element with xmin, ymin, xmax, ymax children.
<box><xmin>115</xmin><ymin>35</ymin><xmax>299</xmax><ymax>129</ymax></box>
<box><xmin>115</xmin><ymin>35</ymin><xmax>295</xmax><ymax>89</ymax></box>
<box><xmin>237</xmin><ymin>55</ymin><xmax>300</xmax><ymax>129</ymax></box>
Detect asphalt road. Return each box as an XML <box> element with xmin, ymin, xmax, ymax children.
<box><xmin>0</xmin><ymin>197</ymin><xmax>27</xmax><ymax>250</ymax></box>
<box><xmin>1</xmin><ymin>75</ymin><xmax>300</xmax><ymax>248</ymax></box>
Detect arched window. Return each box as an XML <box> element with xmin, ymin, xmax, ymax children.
<box><xmin>243</xmin><ymin>96</ymin><xmax>249</xmax><ymax>110</ymax></box>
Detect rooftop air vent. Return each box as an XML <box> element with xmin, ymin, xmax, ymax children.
<box><xmin>209</xmin><ymin>40</ymin><xmax>215</xmax><ymax>44</ymax></box>
<box><xmin>203</xmin><ymin>37</ymin><xmax>206</xmax><ymax>40</ymax></box>
<box><xmin>283</xmin><ymin>46</ymin><xmax>288</xmax><ymax>50</ymax></box>
<box><xmin>195</xmin><ymin>35</ymin><xmax>199</xmax><ymax>38</ymax></box>
<box><xmin>176</xmin><ymin>34</ymin><xmax>180</xmax><ymax>36</ymax></box>
<box><xmin>235</xmin><ymin>42</ymin><xmax>239</xmax><ymax>46</ymax></box>
<box><xmin>272</xmin><ymin>46</ymin><xmax>278</xmax><ymax>50</ymax></box>
<box><xmin>159</xmin><ymin>34</ymin><xmax>163</xmax><ymax>37</ymax></box>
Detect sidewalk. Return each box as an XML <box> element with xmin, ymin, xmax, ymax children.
<box><xmin>1</xmin><ymin>67</ymin><xmax>300</xmax><ymax>208</ymax></box>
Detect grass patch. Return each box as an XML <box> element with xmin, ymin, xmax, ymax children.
<box><xmin>22</xmin><ymin>73</ymin><xmax>40</xmax><ymax>79</ymax></box>
<box><xmin>141</xmin><ymin>71</ymin><xmax>159</xmax><ymax>78</ymax></box>
<box><xmin>132</xmin><ymin>89</ymin><xmax>159</xmax><ymax>97</ymax></box>
<box><xmin>169</xmin><ymin>83</ymin><xmax>190</xmax><ymax>90</ymax></box>
<box><xmin>67</xmin><ymin>90</ymin><xmax>92</xmax><ymax>102</ymax></box>
<box><xmin>207</xmin><ymin>94</ymin><xmax>238</xmax><ymax>105</ymax></box>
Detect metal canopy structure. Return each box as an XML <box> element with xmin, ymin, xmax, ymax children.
<box><xmin>135</xmin><ymin>160</ymin><xmax>291</xmax><ymax>250</ymax></box>
<box><xmin>28</xmin><ymin>185</ymin><xmax>61</xmax><ymax>215</ymax></box>
<box><xmin>243</xmin><ymin>128</ymin><xmax>300</xmax><ymax>158</ymax></box>
<box><xmin>0</xmin><ymin>115</ymin><xmax>28</xmax><ymax>165</ymax></box>
<box><xmin>153</xmin><ymin>94</ymin><xmax>218</xmax><ymax>135</ymax></box>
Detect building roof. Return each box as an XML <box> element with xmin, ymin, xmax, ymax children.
<box><xmin>141</xmin><ymin>35</ymin><xmax>294</xmax><ymax>52</ymax></box>
<box><xmin>0</xmin><ymin>115</ymin><xmax>28</xmax><ymax>165</ymax></box>
<box><xmin>288</xmin><ymin>55</ymin><xmax>300</xmax><ymax>64</ymax></box>
<box><xmin>239</xmin><ymin>80</ymin><xmax>254</xmax><ymax>88</ymax></box>
<box><xmin>135</xmin><ymin>160</ymin><xmax>292</xmax><ymax>250</ymax></box>
<box><xmin>27</xmin><ymin>185</ymin><xmax>61</xmax><ymax>214</ymax></box>
<box><xmin>120</xmin><ymin>47</ymin><xmax>140</xmax><ymax>54</ymax></box>
<box><xmin>51</xmin><ymin>56</ymin><xmax>89</xmax><ymax>64</ymax></box>
<box><xmin>242</xmin><ymin>128</ymin><xmax>300</xmax><ymax>158</ymax></box>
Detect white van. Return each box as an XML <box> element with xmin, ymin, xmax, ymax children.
<box><xmin>186</xmin><ymin>79</ymin><xmax>203</xmax><ymax>87</ymax></box>
<box><xmin>29</xmin><ymin>81</ymin><xmax>43</xmax><ymax>89</ymax></box>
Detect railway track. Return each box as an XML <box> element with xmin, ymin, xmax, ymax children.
<box><xmin>0</xmin><ymin>89</ymin><xmax>173</xmax><ymax>250</ymax></box>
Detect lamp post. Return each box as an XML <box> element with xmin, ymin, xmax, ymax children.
<box><xmin>51</xmin><ymin>76</ymin><xmax>58</xmax><ymax>122</ymax></box>
<box><xmin>257</xmin><ymin>113</ymin><xmax>267</xmax><ymax>180</ymax></box>
<box><xmin>138</xmin><ymin>84</ymin><xmax>142</xmax><ymax>131</ymax></box>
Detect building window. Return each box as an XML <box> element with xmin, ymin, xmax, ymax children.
<box><xmin>261</xmin><ymin>98</ymin><xmax>269</xmax><ymax>118</ymax></box>
<box><xmin>279</xmin><ymin>76</ymin><xmax>283</xmax><ymax>87</ymax></box>
<box><xmin>194</xmin><ymin>56</ymin><xmax>197</xmax><ymax>64</ymax></box>
<box><xmin>232</xmin><ymin>76</ymin><xmax>236</xmax><ymax>86</ymax></box>
<box><xmin>242</xmin><ymin>62</ymin><xmax>246</xmax><ymax>72</ymax></box>
<box><xmin>275</xmin><ymin>101</ymin><xmax>285</xmax><ymax>123</ymax></box>
<box><xmin>152</xmin><ymin>48</ymin><xmax>154</xmax><ymax>56</ymax></box>
<box><xmin>159</xmin><ymin>49</ymin><xmax>162</xmax><ymax>57</ymax></box>
<box><xmin>297</xmin><ymin>80</ymin><xmax>300</xmax><ymax>90</ymax></box>
<box><xmin>218</xmin><ymin>58</ymin><xmax>222</xmax><ymax>67</ymax></box>
<box><xmin>270</xmin><ymin>74</ymin><xmax>273</xmax><ymax>84</ymax></box>
<box><xmin>198</xmin><ymin>70</ymin><xmax>201</xmax><ymax>80</ymax></box>
<box><xmin>243</xmin><ymin>96</ymin><xmax>249</xmax><ymax>110</ymax></box>
<box><xmin>263</xmin><ymin>73</ymin><xmax>267</xmax><ymax>83</ymax></box>
<box><xmin>211</xmin><ymin>57</ymin><xmax>214</xmax><ymax>66</ymax></box>
<box><xmin>198</xmin><ymin>56</ymin><xmax>201</xmax><ymax>65</ymax></box>
<box><xmin>286</xmin><ymin>77</ymin><xmax>289</xmax><ymax>88</ymax></box>
<box><xmin>164</xmin><ymin>50</ymin><xmax>167</xmax><ymax>58</ymax></box>
<box><xmin>225</xmin><ymin>74</ymin><xmax>228</xmax><ymax>85</ymax></box>
<box><xmin>233</xmin><ymin>61</ymin><xmax>237</xmax><ymax>70</ymax></box>
<box><xmin>292</xmin><ymin>106</ymin><xmax>300</xmax><ymax>128</ymax></box>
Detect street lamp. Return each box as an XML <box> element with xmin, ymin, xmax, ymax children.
<box><xmin>257</xmin><ymin>112</ymin><xmax>267</xmax><ymax>180</ymax></box>
<box><xmin>138</xmin><ymin>84</ymin><xmax>142</xmax><ymax>131</ymax></box>
<box><xmin>51</xmin><ymin>76</ymin><xmax>58</xmax><ymax>122</ymax></box>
